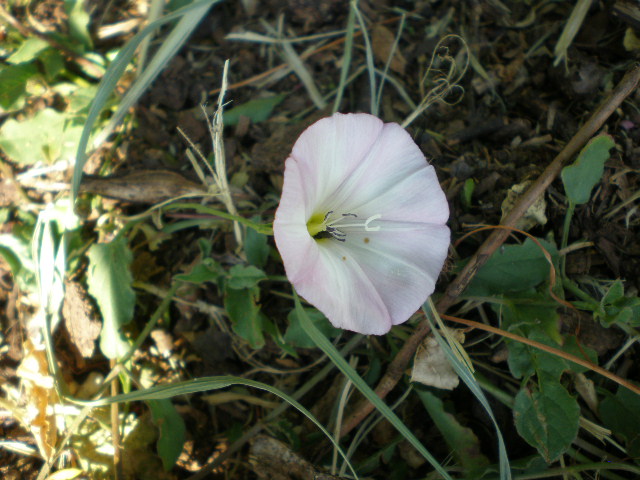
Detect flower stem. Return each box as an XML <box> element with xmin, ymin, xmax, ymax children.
<box><xmin>167</xmin><ymin>202</ymin><xmax>273</xmax><ymax>235</ymax></box>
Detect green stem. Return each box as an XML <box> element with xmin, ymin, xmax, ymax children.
<box><xmin>561</xmin><ymin>201</ymin><xmax>576</xmax><ymax>278</ymax></box>
<box><xmin>562</xmin><ymin>276</ymin><xmax>599</xmax><ymax>309</ymax></box>
<box><xmin>167</xmin><ymin>202</ymin><xmax>274</xmax><ymax>235</ymax></box>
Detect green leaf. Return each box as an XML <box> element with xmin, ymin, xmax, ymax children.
<box><xmin>223</xmin><ymin>95</ymin><xmax>286</xmax><ymax>126</ymax></box>
<box><xmin>561</xmin><ymin>134</ymin><xmax>615</xmax><ymax>205</ymax></box>
<box><xmin>0</xmin><ymin>233</ymin><xmax>36</xmax><ymax>291</ymax></box>
<box><xmin>600</xmin><ymin>386</ymin><xmax>640</xmax><ymax>459</ymax></box>
<box><xmin>597</xmin><ymin>280</ymin><xmax>640</xmax><ymax>327</ymax></box>
<box><xmin>39</xmin><ymin>49</ymin><xmax>65</xmax><ymax>82</ymax></box>
<box><xmin>87</xmin><ymin>238</ymin><xmax>135</xmax><ymax>359</ymax></box>
<box><xmin>226</xmin><ymin>264</ymin><xmax>266</xmax><ymax>289</ymax></box>
<box><xmin>65</xmin><ymin>0</ymin><xmax>93</xmax><ymax>49</ymax></box>
<box><xmin>0</xmin><ymin>108</ymin><xmax>84</xmax><ymax>165</ymax></box>
<box><xmin>561</xmin><ymin>335</ymin><xmax>598</xmax><ymax>374</ymax></box>
<box><xmin>148</xmin><ymin>399</ymin><xmax>186</xmax><ymax>471</ymax></box>
<box><xmin>175</xmin><ymin>257</ymin><xmax>224</xmax><ymax>285</ymax></box>
<box><xmin>416</xmin><ymin>389</ymin><xmax>489</xmax><ymax>473</ymax></box>
<box><xmin>461</xmin><ymin>178</ymin><xmax>475</xmax><ymax>208</ymax></box>
<box><xmin>7</xmin><ymin>37</ymin><xmax>50</xmax><ymax>64</ymax></box>
<box><xmin>224</xmin><ymin>286</ymin><xmax>264</xmax><ymax>348</ymax></box>
<box><xmin>284</xmin><ymin>308</ymin><xmax>340</xmax><ymax>348</ymax></box>
<box><xmin>514</xmin><ymin>381</ymin><xmax>580</xmax><ymax>463</ymax></box>
<box><xmin>244</xmin><ymin>225</ymin><xmax>269</xmax><ymax>268</ymax></box>
<box><xmin>0</xmin><ymin>63</ymin><xmax>38</xmax><ymax>111</ymax></box>
<box><xmin>465</xmin><ymin>238</ymin><xmax>558</xmax><ymax>297</ymax></box>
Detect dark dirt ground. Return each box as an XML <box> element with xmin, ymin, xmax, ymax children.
<box><xmin>2</xmin><ymin>0</ymin><xmax>640</xmax><ymax>479</ymax></box>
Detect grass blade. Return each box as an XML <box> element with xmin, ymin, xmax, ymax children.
<box><xmin>71</xmin><ymin>375</ymin><xmax>358</xmax><ymax>478</ymax></box>
<box><xmin>424</xmin><ymin>298</ymin><xmax>512</xmax><ymax>480</ymax></box>
<box><xmin>72</xmin><ymin>0</ymin><xmax>222</xmax><ymax>201</ymax></box>
<box><xmin>295</xmin><ymin>292</ymin><xmax>453</xmax><ymax>479</ymax></box>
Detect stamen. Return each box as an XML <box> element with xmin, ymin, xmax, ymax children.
<box><xmin>312</xmin><ymin>211</ymin><xmax>382</xmax><ymax>242</ymax></box>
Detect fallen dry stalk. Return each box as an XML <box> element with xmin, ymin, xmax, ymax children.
<box><xmin>340</xmin><ymin>63</ymin><xmax>640</xmax><ymax>439</ymax></box>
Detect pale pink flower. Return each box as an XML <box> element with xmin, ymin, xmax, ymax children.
<box><xmin>274</xmin><ymin>113</ymin><xmax>450</xmax><ymax>335</ymax></box>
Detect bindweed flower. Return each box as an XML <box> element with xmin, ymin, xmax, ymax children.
<box><xmin>274</xmin><ymin>113</ymin><xmax>450</xmax><ymax>335</ymax></box>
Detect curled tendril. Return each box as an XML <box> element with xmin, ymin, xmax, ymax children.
<box><xmin>402</xmin><ymin>34</ymin><xmax>470</xmax><ymax>128</ymax></box>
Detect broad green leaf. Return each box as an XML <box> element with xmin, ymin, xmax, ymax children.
<box><xmin>561</xmin><ymin>335</ymin><xmax>598</xmax><ymax>374</ymax></box>
<box><xmin>296</xmin><ymin>293</ymin><xmax>454</xmax><ymax>480</ymax></box>
<box><xmin>223</xmin><ymin>95</ymin><xmax>286</xmax><ymax>125</ymax></box>
<box><xmin>224</xmin><ymin>286</ymin><xmax>264</xmax><ymax>348</ymax></box>
<box><xmin>7</xmin><ymin>37</ymin><xmax>49</xmax><ymax>64</ymax></box>
<box><xmin>416</xmin><ymin>390</ymin><xmax>489</xmax><ymax>473</ymax></box>
<box><xmin>0</xmin><ymin>63</ymin><xmax>38</xmax><ymax>111</ymax></box>
<box><xmin>597</xmin><ymin>280</ymin><xmax>640</xmax><ymax>327</ymax></box>
<box><xmin>175</xmin><ymin>257</ymin><xmax>224</xmax><ymax>285</ymax></box>
<box><xmin>0</xmin><ymin>108</ymin><xmax>83</xmax><ymax>165</ymax></box>
<box><xmin>148</xmin><ymin>399</ymin><xmax>186</xmax><ymax>471</ymax></box>
<box><xmin>561</xmin><ymin>134</ymin><xmax>615</xmax><ymax>205</ymax></box>
<box><xmin>284</xmin><ymin>308</ymin><xmax>340</xmax><ymax>348</ymax></box>
<box><xmin>496</xmin><ymin>300</ymin><xmax>563</xmax><ymax>379</ymax></box>
<box><xmin>600</xmin><ymin>386</ymin><xmax>640</xmax><ymax>460</ymax></box>
<box><xmin>87</xmin><ymin>238</ymin><xmax>135</xmax><ymax>359</ymax></box>
<box><xmin>465</xmin><ymin>238</ymin><xmax>558</xmax><ymax>297</ymax></box>
<box><xmin>514</xmin><ymin>381</ymin><xmax>579</xmax><ymax>463</ymax></box>
<box><xmin>64</xmin><ymin>0</ymin><xmax>93</xmax><ymax>49</ymax></box>
<box><xmin>39</xmin><ymin>49</ymin><xmax>65</xmax><ymax>81</ymax></box>
<box><xmin>0</xmin><ymin>235</ymin><xmax>36</xmax><ymax>293</ymax></box>
<box><xmin>244</xmin><ymin>225</ymin><xmax>269</xmax><ymax>268</ymax></box>
<box><xmin>226</xmin><ymin>265</ymin><xmax>266</xmax><ymax>290</ymax></box>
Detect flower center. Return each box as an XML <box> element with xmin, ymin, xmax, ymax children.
<box><xmin>307</xmin><ymin>211</ymin><xmax>382</xmax><ymax>242</ymax></box>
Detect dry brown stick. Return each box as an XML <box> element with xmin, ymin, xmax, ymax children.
<box><xmin>340</xmin><ymin>63</ymin><xmax>640</xmax><ymax>439</ymax></box>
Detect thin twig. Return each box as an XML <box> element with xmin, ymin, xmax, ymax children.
<box><xmin>443</xmin><ymin>314</ymin><xmax>640</xmax><ymax>396</ymax></box>
<box><xmin>339</xmin><ymin>63</ymin><xmax>640</xmax><ymax>439</ymax></box>
<box><xmin>110</xmin><ymin>359</ymin><xmax>123</xmax><ymax>480</ymax></box>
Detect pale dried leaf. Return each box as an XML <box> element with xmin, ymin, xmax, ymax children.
<box><xmin>411</xmin><ymin>330</ymin><xmax>465</xmax><ymax>390</ymax></box>
<box><xmin>371</xmin><ymin>24</ymin><xmax>407</xmax><ymax>74</ymax></box>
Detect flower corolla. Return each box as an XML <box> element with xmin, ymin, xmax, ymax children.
<box><xmin>274</xmin><ymin>113</ymin><xmax>450</xmax><ymax>335</ymax></box>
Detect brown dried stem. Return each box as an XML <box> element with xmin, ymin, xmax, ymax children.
<box><xmin>340</xmin><ymin>63</ymin><xmax>640</xmax><ymax>438</ymax></box>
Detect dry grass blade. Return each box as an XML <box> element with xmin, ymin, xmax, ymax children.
<box><xmin>261</xmin><ymin>18</ymin><xmax>327</xmax><ymax>109</ymax></box>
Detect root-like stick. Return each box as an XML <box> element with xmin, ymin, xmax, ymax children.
<box><xmin>339</xmin><ymin>63</ymin><xmax>640</xmax><ymax>439</ymax></box>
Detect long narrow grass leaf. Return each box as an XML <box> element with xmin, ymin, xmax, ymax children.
<box><xmin>352</xmin><ymin>0</ymin><xmax>377</xmax><ymax>116</ymax></box>
<box><xmin>70</xmin><ymin>375</ymin><xmax>358</xmax><ymax>478</ymax></box>
<box><xmin>295</xmin><ymin>292</ymin><xmax>453</xmax><ymax>479</ymax></box>
<box><xmin>424</xmin><ymin>299</ymin><xmax>512</xmax><ymax>480</ymax></box>
<box><xmin>333</xmin><ymin>4</ymin><xmax>356</xmax><ymax>113</ymax></box>
<box><xmin>72</xmin><ymin>0</ymin><xmax>222</xmax><ymax>201</ymax></box>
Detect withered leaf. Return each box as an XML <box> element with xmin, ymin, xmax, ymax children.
<box><xmin>62</xmin><ymin>279</ymin><xmax>101</xmax><ymax>358</ymax></box>
<box><xmin>371</xmin><ymin>24</ymin><xmax>407</xmax><ymax>75</ymax></box>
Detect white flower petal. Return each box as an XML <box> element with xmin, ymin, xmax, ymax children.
<box><xmin>329</xmin><ymin>122</ymin><xmax>449</xmax><ymax>224</ymax></box>
<box><xmin>274</xmin><ymin>113</ymin><xmax>451</xmax><ymax>335</ymax></box>
<box><xmin>290</xmin><ymin>113</ymin><xmax>384</xmax><ymax>217</ymax></box>
<box><xmin>344</xmin><ymin>225</ymin><xmax>450</xmax><ymax>326</ymax></box>
<box><xmin>274</xmin><ymin>158</ymin><xmax>317</xmax><ymax>283</ymax></box>
<box><xmin>294</xmin><ymin>241</ymin><xmax>392</xmax><ymax>335</ymax></box>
